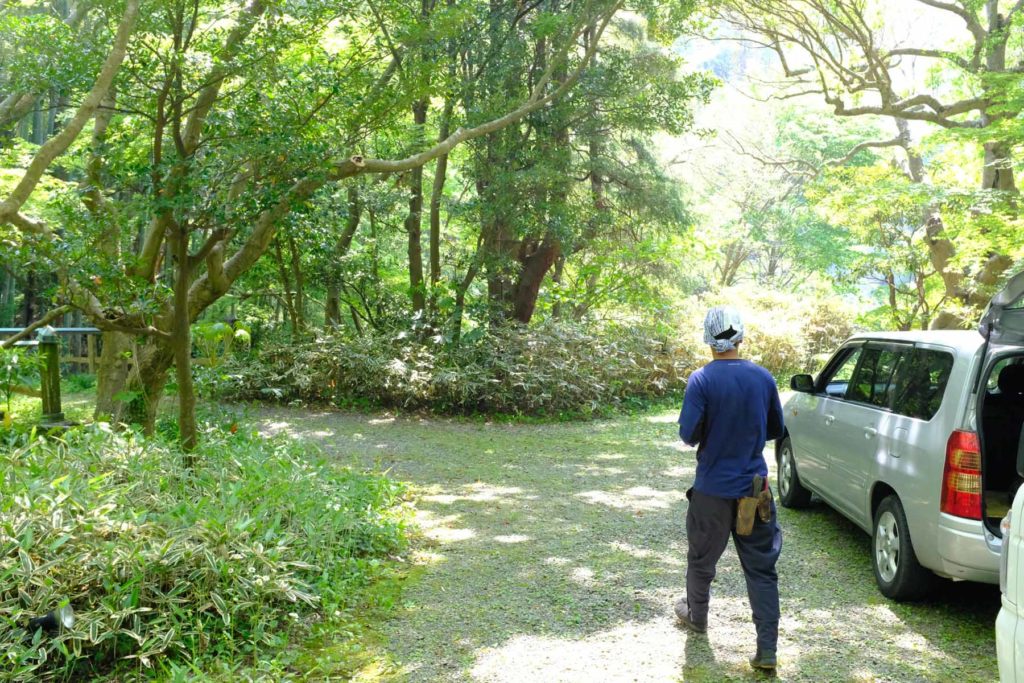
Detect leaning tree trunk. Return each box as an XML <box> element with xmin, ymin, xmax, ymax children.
<box><xmin>512</xmin><ymin>236</ymin><xmax>561</xmax><ymax>324</ymax></box>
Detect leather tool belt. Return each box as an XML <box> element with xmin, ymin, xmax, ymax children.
<box><xmin>736</xmin><ymin>474</ymin><xmax>772</xmax><ymax>536</ymax></box>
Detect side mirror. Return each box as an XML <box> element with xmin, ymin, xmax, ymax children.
<box><xmin>790</xmin><ymin>374</ymin><xmax>815</xmax><ymax>393</ymax></box>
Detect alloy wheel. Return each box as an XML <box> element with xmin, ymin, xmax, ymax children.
<box><xmin>875</xmin><ymin>510</ymin><xmax>900</xmax><ymax>583</ymax></box>
<box><xmin>780</xmin><ymin>447</ymin><xmax>793</xmax><ymax>498</ymax></box>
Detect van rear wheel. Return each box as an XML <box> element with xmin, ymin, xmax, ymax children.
<box><xmin>777</xmin><ymin>437</ymin><xmax>811</xmax><ymax>509</ymax></box>
<box><xmin>872</xmin><ymin>495</ymin><xmax>933</xmax><ymax>601</ymax></box>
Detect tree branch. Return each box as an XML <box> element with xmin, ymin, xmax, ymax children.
<box><xmin>825</xmin><ymin>136</ymin><xmax>905</xmax><ymax>166</ymax></box>
<box><xmin>0</xmin><ymin>0</ymin><xmax>140</xmax><ymax>230</ymax></box>
<box><xmin>0</xmin><ymin>306</ymin><xmax>72</xmax><ymax>349</ymax></box>
<box><xmin>331</xmin><ymin>0</ymin><xmax>621</xmax><ymax>180</ymax></box>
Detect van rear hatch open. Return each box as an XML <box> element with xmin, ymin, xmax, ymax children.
<box><xmin>977</xmin><ymin>271</ymin><xmax>1024</xmax><ymax>537</ymax></box>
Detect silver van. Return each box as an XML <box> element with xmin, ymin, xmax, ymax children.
<box><xmin>779</xmin><ymin>272</ymin><xmax>1024</xmax><ymax>600</ymax></box>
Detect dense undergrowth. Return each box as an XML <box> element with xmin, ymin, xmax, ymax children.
<box><xmin>219</xmin><ymin>294</ymin><xmax>854</xmax><ymax>417</ymax></box>
<box><xmin>221</xmin><ymin>321</ymin><xmax>697</xmax><ymax>417</ymax></box>
<box><xmin>0</xmin><ymin>422</ymin><xmax>408</xmax><ymax>681</ymax></box>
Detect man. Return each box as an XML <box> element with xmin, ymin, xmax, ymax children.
<box><xmin>674</xmin><ymin>305</ymin><xmax>785</xmax><ymax>673</ymax></box>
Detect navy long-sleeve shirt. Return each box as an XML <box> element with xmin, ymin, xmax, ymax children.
<box><xmin>678</xmin><ymin>359</ymin><xmax>785</xmax><ymax>499</ymax></box>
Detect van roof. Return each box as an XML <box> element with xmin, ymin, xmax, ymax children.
<box><xmin>848</xmin><ymin>329</ymin><xmax>983</xmax><ymax>350</ymax></box>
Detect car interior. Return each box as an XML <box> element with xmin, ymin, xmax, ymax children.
<box><xmin>982</xmin><ymin>359</ymin><xmax>1024</xmax><ymax>532</ymax></box>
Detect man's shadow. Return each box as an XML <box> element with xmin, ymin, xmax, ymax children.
<box><xmin>682</xmin><ymin>632</ymin><xmax>776</xmax><ymax>681</ymax></box>
<box><xmin>681</xmin><ymin>631</ymin><xmax>720</xmax><ymax>681</ymax></box>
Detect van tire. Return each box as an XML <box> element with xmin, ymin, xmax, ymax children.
<box><xmin>777</xmin><ymin>437</ymin><xmax>812</xmax><ymax>509</ymax></box>
<box><xmin>872</xmin><ymin>495</ymin><xmax>933</xmax><ymax>601</ymax></box>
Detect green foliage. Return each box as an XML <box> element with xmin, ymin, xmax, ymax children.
<box><xmin>192</xmin><ymin>321</ymin><xmax>251</xmax><ymax>368</ymax></box>
<box><xmin>0</xmin><ymin>423</ymin><xmax>408</xmax><ymax>680</ymax></box>
<box><xmin>221</xmin><ymin>321</ymin><xmax>698</xmax><ymax>417</ymax></box>
<box><xmin>0</xmin><ymin>346</ymin><xmax>40</xmax><ymax>416</ymax></box>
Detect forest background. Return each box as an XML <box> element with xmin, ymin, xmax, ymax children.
<box><xmin>0</xmin><ymin>0</ymin><xmax>1022</xmax><ymax>677</ymax></box>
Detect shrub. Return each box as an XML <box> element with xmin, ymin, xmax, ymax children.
<box><xmin>221</xmin><ymin>320</ymin><xmax>697</xmax><ymax>416</ymax></box>
<box><xmin>683</xmin><ymin>287</ymin><xmax>858</xmax><ymax>380</ymax></box>
<box><xmin>0</xmin><ymin>423</ymin><xmax>408</xmax><ymax>680</ymax></box>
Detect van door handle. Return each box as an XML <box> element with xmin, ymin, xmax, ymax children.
<box><xmin>824</xmin><ymin>415</ymin><xmax>835</xmax><ymax>425</ymax></box>
<box><xmin>864</xmin><ymin>426</ymin><xmax>878</xmax><ymax>438</ymax></box>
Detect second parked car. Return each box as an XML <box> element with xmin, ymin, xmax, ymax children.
<box><xmin>778</xmin><ymin>272</ymin><xmax>1024</xmax><ymax>600</ymax></box>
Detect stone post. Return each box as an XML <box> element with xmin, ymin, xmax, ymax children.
<box><xmin>37</xmin><ymin>326</ymin><xmax>64</xmax><ymax>425</ymax></box>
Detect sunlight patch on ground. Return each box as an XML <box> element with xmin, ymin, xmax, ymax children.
<box><xmin>574</xmin><ymin>464</ymin><xmax>626</xmax><ymax>477</ymax></box>
<box><xmin>544</xmin><ymin>557</ymin><xmax>572</xmax><ymax>566</ymax></box>
<box><xmin>493</xmin><ymin>534</ymin><xmax>531</xmax><ymax>544</ymax></box>
<box><xmin>368</xmin><ymin>417</ymin><xmax>396</xmax><ymax>425</ymax></box>
<box><xmin>593</xmin><ymin>453</ymin><xmax>628</xmax><ymax>461</ymax></box>
<box><xmin>661</xmin><ymin>465</ymin><xmax>691</xmax><ymax>478</ymax></box>
<box><xmin>421</xmin><ymin>484</ymin><xmax>526</xmax><ymax>506</ymax></box>
<box><xmin>424</xmin><ymin>526</ymin><xmax>476</xmax><ymax>543</ymax></box>
<box><xmin>644</xmin><ymin>412</ymin><xmax>680</xmax><ymax>424</ymax></box>
<box><xmin>607</xmin><ymin>541</ymin><xmax>683</xmax><ymax>567</ymax></box>
<box><xmin>576</xmin><ymin>486</ymin><xmax>686</xmax><ymax>512</ymax></box>
<box><xmin>413</xmin><ymin>510</ymin><xmax>476</xmax><ymax>543</ymax></box>
<box><xmin>409</xmin><ymin>549</ymin><xmax>446</xmax><ymax>565</ymax></box>
<box><xmin>570</xmin><ymin>566</ymin><xmax>595</xmax><ymax>586</ymax></box>
<box><xmin>666</xmin><ymin>440</ymin><xmax>692</xmax><ymax>454</ymax></box>
<box><xmin>471</xmin><ymin>620</ymin><xmax>685</xmax><ymax>682</ymax></box>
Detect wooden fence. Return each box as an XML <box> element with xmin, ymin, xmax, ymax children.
<box><xmin>0</xmin><ymin>327</ymin><xmax>101</xmax><ymax>373</ymax></box>
<box><xmin>0</xmin><ymin>328</ymin><xmax>218</xmax><ymax>374</ymax></box>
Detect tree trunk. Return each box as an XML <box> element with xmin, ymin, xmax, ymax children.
<box><xmin>483</xmin><ymin>214</ymin><xmax>517</xmax><ymax>321</ymax></box>
<box><xmin>983</xmin><ymin>142</ymin><xmax>1017</xmax><ymax>192</ymax></box>
<box><xmin>272</xmin><ymin>237</ymin><xmax>300</xmax><ymax>338</ymax></box>
<box><xmin>21</xmin><ymin>272</ymin><xmax>36</xmax><ymax>326</ymax></box>
<box><xmin>95</xmin><ymin>334</ymin><xmax>174</xmax><ymax>434</ymax></box>
<box><xmin>0</xmin><ymin>269</ymin><xmax>13</xmax><ymax>324</ymax></box>
<box><xmin>325</xmin><ymin>281</ymin><xmax>341</xmax><ymax>329</ymax></box>
<box><xmin>513</xmin><ymin>236</ymin><xmax>560</xmax><ymax>324</ymax></box>
<box><xmin>452</xmin><ymin>237</ymin><xmax>484</xmax><ymax>342</ymax></box>
<box><xmin>94</xmin><ymin>331</ymin><xmax>133</xmax><ymax>419</ymax></box>
<box><xmin>286</xmin><ymin>232</ymin><xmax>306</xmax><ymax>331</ymax></box>
<box><xmin>429</xmin><ymin>97</ymin><xmax>454</xmax><ymax>309</ymax></box>
<box><xmin>170</xmin><ymin>226</ymin><xmax>198</xmax><ymax>454</ymax></box>
<box><xmin>550</xmin><ymin>255</ymin><xmax>565</xmax><ymax>319</ymax></box>
<box><xmin>325</xmin><ymin>186</ymin><xmax>361</xmax><ymax>329</ymax></box>
<box><xmin>406</xmin><ymin>100</ymin><xmax>428</xmax><ymax>314</ymax></box>
<box><xmin>126</xmin><ymin>343</ymin><xmax>174</xmax><ymax>435</ymax></box>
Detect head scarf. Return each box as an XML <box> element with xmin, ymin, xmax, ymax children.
<box><xmin>703</xmin><ymin>305</ymin><xmax>745</xmax><ymax>353</ymax></box>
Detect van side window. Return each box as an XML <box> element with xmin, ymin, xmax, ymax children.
<box><xmin>819</xmin><ymin>347</ymin><xmax>862</xmax><ymax>398</ymax></box>
<box><xmin>893</xmin><ymin>349</ymin><xmax>955</xmax><ymax>420</ymax></box>
<box><xmin>847</xmin><ymin>347</ymin><xmax>903</xmax><ymax>408</ymax></box>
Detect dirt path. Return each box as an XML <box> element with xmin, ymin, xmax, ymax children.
<box><xmin>258</xmin><ymin>407</ymin><xmax>999</xmax><ymax>683</ymax></box>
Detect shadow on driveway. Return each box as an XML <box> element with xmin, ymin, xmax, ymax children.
<box><xmin>259</xmin><ymin>407</ymin><xmax>998</xmax><ymax>682</ymax></box>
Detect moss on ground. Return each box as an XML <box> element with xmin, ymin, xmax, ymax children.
<box><xmin>261</xmin><ymin>406</ymin><xmax>998</xmax><ymax>683</ymax></box>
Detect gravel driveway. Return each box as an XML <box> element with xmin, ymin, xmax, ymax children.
<box><xmin>259</xmin><ymin>407</ymin><xmax>999</xmax><ymax>682</ymax></box>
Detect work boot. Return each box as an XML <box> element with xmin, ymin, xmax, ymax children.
<box><xmin>673</xmin><ymin>598</ymin><xmax>707</xmax><ymax>633</ymax></box>
<box><xmin>749</xmin><ymin>648</ymin><xmax>777</xmax><ymax>672</ymax></box>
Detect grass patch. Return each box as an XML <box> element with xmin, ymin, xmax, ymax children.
<box><xmin>0</xmin><ymin>420</ymin><xmax>410</xmax><ymax>680</ymax></box>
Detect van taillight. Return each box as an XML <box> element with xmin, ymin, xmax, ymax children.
<box><xmin>941</xmin><ymin>430</ymin><xmax>982</xmax><ymax>520</ymax></box>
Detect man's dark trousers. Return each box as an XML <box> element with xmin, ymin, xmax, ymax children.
<box><xmin>685</xmin><ymin>488</ymin><xmax>782</xmax><ymax>652</ymax></box>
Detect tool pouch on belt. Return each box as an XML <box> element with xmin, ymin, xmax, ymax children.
<box><xmin>735</xmin><ymin>496</ymin><xmax>759</xmax><ymax>536</ymax></box>
<box><xmin>735</xmin><ymin>475</ymin><xmax>769</xmax><ymax>536</ymax></box>
<box><xmin>757</xmin><ymin>488</ymin><xmax>772</xmax><ymax>523</ymax></box>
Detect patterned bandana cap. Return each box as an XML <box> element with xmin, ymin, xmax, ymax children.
<box><xmin>703</xmin><ymin>306</ymin><xmax>745</xmax><ymax>353</ymax></box>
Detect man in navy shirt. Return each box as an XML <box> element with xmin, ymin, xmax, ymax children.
<box><xmin>674</xmin><ymin>306</ymin><xmax>785</xmax><ymax>673</ymax></box>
